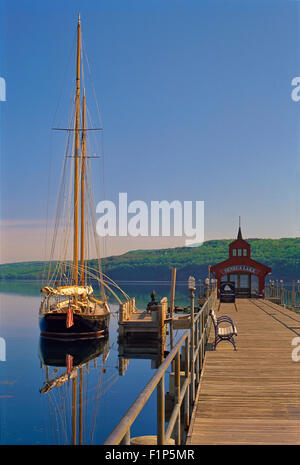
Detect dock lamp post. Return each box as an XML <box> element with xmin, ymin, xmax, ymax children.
<box><xmin>280</xmin><ymin>280</ymin><xmax>284</xmax><ymax>303</ymax></box>
<box><xmin>205</xmin><ymin>278</ymin><xmax>210</xmax><ymax>298</ymax></box>
<box><xmin>270</xmin><ymin>280</ymin><xmax>274</xmax><ymax>297</ymax></box>
<box><xmin>188</xmin><ymin>276</ymin><xmax>196</xmax><ymax>403</ymax></box>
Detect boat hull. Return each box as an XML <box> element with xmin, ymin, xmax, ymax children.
<box><xmin>39</xmin><ymin>312</ymin><xmax>110</xmax><ymax>340</ymax></box>
<box><xmin>39</xmin><ymin>336</ymin><xmax>109</xmax><ymax>366</ymax></box>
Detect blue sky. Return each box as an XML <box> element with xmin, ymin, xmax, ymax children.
<box><xmin>1</xmin><ymin>0</ymin><xmax>300</xmax><ymax>262</ymax></box>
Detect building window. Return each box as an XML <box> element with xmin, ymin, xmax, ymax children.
<box><xmin>232</xmin><ymin>249</ymin><xmax>237</xmax><ymax>256</ymax></box>
<box><xmin>243</xmin><ymin>249</ymin><xmax>247</xmax><ymax>256</ymax></box>
<box><xmin>238</xmin><ymin>249</ymin><xmax>242</xmax><ymax>256</ymax></box>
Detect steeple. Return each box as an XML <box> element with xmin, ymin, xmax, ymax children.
<box><xmin>237</xmin><ymin>216</ymin><xmax>242</xmax><ymax>240</ymax></box>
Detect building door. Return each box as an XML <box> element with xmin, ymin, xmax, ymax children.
<box><xmin>228</xmin><ymin>273</ymin><xmax>250</xmax><ymax>297</ymax></box>
<box><xmin>238</xmin><ymin>274</ymin><xmax>251</xmax><ymax>297</ymax></box>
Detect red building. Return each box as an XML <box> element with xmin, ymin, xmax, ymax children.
<box><xmin>210</xmin><ymin>225</ymin><xmax>271</xmax><ymax>297</ymax></box>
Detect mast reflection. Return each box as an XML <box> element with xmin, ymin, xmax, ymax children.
<box><xmin>39</xmin><ymin>336</ymin><xmax>114</xmax><ymax>445</ymax></box>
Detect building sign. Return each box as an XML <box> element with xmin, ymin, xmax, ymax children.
<box><xmin>222</xmin><ymin>265</ymin><xmax>257</xmax><ymax>274</ymax></box>
<box><xmin>220</xmin><ymin>281</ymin><xmax>235</xmax><ymax>303</ymax></box>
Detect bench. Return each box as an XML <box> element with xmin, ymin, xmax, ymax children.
<box><xmin>209</xmin><ymin>309</ymin><xmax>237</xmax><ymax>351</ymax></box>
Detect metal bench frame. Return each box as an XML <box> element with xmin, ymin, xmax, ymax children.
<box><xmin>209</xmin><ymin>309</ymin><xmax>237</xmax><ymax>351</ymax></box>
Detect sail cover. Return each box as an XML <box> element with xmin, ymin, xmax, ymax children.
<box><xmin>41</xmin><ymin>285</ymin><xmax>93</xmax><ymax>296</ymax></box>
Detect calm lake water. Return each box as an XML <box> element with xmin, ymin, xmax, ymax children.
<box><xmin>0</xmin><ymin>280</ymin><xmax>191</xmax><ymax>445</ymax></box>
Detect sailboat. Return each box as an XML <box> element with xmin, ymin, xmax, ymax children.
<box><xmin>39</xmin><ymin>14</ymin><xmax>110</xmax><ymax>340</ymax></box>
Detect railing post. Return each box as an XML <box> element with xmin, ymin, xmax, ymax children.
<box><xmin>190</xmin><ymin>291</ymin><xmax>195</xmax><ymax>405</ymax></box>
<box><xmin>292</xmin><ymin>280</ymin><xmax>296</xmax><ymax>310</ymax></box>
<box><xmin>195</xmin><ymin>317</ymin><xmax>200</xmax><ymax>385</ymax></box>
<box><xmin>204</xmin><ymin>305</ymin><xmax>208</xmax><ymax>345</ymax></box>
<box><xmin>174</xmin><ymin>351</ymin><xmax>181</xmax><ymax>445</ymax></box>
<box><xmin>199</xmin><ymin>312</ymin><xmax>203</xmax><ymax>371</ymax></box>
<box><xmin>184</xmin><ymin>335</ymin><xmax>190</xmax><ymax>431</ymax></box>
<box><xmin>121</xmin><ymin>429</ymin><xmax>130</xmax><ymax>445</ymax></box>
<box><xmin>157</xmin><ymin>375</ymin><xmax>165</xmax><ymax>445</ymax></box>
<box><xmin>119</xmin><ymin>303</ymin><xmax>122</xmax><ymax>323</ymax></box>
<box><xmin>158</xmin><ymin>298</ymin><xmax>167</xmax><ymax>343</ymax></box>
<box><xmin>285</xmin><ymin>287</ymin><xmax>288</xmax><ymax>306</ymax></box>
<box><xmin>124</xmin><ymin>302</ymin><xmax>127</xmax><ymax>320</ymax></box>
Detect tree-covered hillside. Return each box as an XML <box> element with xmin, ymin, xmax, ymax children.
<box><xmin>0</xmin><ymin>238</ymin><xmax>299</xmax><ymax>281</ymax></box>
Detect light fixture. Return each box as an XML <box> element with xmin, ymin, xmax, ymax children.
<box><xmin>188</xmin><ymin>276</ymin><xmax>196</xmax><ymax>291</ymax></box>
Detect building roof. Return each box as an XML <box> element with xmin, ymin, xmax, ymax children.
<box><xmin>237</xmin><ymin>225</ymin><xmax>243</xmax><ymax>240</ymax></box>
<box><xmin>210</xmin><ymin>222</ymin><xmax>271</xmax><ymax>276</ymax></box>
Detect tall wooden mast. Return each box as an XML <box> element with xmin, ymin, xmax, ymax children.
<box><xmin>80</xmin><ymin>91</ymin><xmax>86</xmax><ymax>285</ymax></box>
<box><xmin>73</xmin><ymin>13</ymin><xmax>81</xmax><ymax>285</ymax></box>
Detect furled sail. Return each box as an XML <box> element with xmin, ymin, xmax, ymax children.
<box><xmin>41</xmin><ymin>285</ymin><xmax>93</xmax><ymax>296</ymax></box>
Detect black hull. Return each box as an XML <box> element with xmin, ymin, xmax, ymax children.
<box><xmin>39</xmin><ymin>336</ymin><xmax>109</xmax><ymax>367</ymax></box>
<box><xmin>39</xmin><ymin>312</ymin><xmax>110</xmax><ymax>340</ymax></box>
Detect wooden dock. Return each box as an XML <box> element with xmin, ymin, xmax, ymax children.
<box><xmin>118</xmin><ymin>297</ymin><xmax>168</xmax><ymax>342</ymax></box>
<box><xmin>186</xmin><ymin>298</ymin><xmax>300</xmax><ymax>445</ymax></box>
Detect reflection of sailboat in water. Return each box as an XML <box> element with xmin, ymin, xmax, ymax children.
<box><xmin>39</xmin><ymin>336</ymin><xmax>118</xmax><ymax>445</ymax></box>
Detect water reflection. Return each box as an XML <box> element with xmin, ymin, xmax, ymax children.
<box><xmin>38</xmin><ymin>335</ymin><xmax>114</xmax><ymax>445</ymax></box>
<box><xmin>0</xmin><ymin>282</ymin><xmax>191</xmax><ymax>444</ymax></box>
<box><xmin>118</xmin><ymin>337</ymin><xmax>167</xmax><ymax>376</ymax></box>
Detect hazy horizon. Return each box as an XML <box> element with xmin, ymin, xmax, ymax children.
<box><xmin>0</xmin><ymin>230</ymin><xmax>298</xmax><ymax>265</ymax></box>
<box><xmin>1</xmin><ymin>0</ymin><xmax>299</xmax><ymax>264</ymax></box>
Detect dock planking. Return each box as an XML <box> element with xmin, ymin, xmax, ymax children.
<box><xmin>186</xmin><ymin>298</ymin><xmax>300</xmax><ymax>445</ymax></box>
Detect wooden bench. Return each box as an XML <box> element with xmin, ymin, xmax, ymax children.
<box><xmin>209</xmin><ymin>309</ymin><xmax>237</xmax><ymax>351</ymax></box>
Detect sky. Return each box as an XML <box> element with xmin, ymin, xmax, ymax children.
<box><xmin>1</xmin><ymin>0</ymin><xmax>300</xmax><ymax>263</ymax></box>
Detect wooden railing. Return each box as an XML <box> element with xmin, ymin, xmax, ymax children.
<box><xmin>103</xmin><ymin>288</ymin><xmax>217</xmax><ymax>445</ymax></box>
<box><xmin>119</xmin><ymin>297</ymin><xmax>136</xmax><ymax>322</ymax></box>
<box><xmin>264</xmin><ymin>280</ymin><xmax>300</xmax><ymax>311</ymax></box>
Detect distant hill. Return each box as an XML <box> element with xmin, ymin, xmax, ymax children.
<box><xmin>0</xmin><ymin>238</ymin><xmax>299</xmax><ymax>282</ymax></box>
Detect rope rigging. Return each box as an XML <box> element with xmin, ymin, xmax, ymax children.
<box><xmin>43</xmin><ymin>21</ymin><xmax>116</xmax><ymax>304</ymax></box>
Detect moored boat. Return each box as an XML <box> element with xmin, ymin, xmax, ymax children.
<box><xmin>39</xmin><ymin>14</ymin><xmax>110</xmax><ymax>340</ymax></box>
